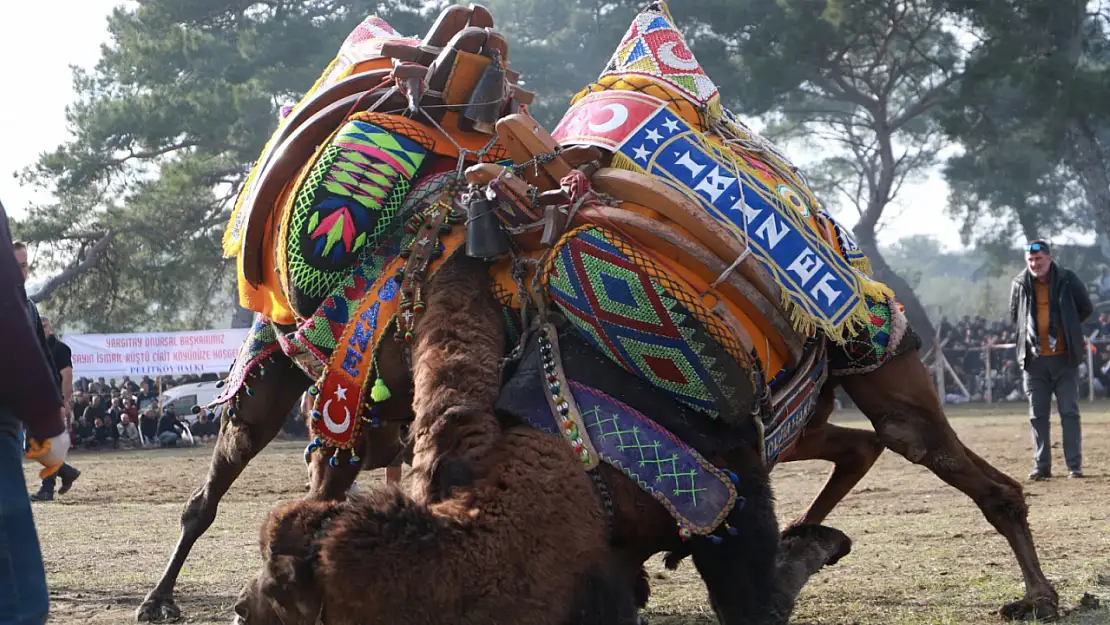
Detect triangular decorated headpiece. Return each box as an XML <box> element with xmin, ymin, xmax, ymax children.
<box><xmin>222</xmin><ymin>14</ymin><xmax>417</xmax><ymax>258</ymax></box>
<box><xmin>593</xmin><ymin>1</ymin><xmax>721</xmax><ymax>122</ymax></box>
<box><xmin>321</xmin><ymin>15</ymin><xmax>419</xmax><ymax>85</ymax></box>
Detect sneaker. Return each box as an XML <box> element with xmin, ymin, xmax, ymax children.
<box><xmin>1069</xmin><ymin>470</ymin><xmax>1083</xmax><ymax>479</ymax></box>
<box><xmin>1028</xmin><ymin>469</ymin><xmax>1051</xmax><ymax>481</ymax></box>
<box><xmin>58</xmin><ymin>468</ymin><xmax>81</xmax><ymax>494</ymax></box>
<box><xmin>29</xmin><ymin>490</ymin><xmax>53</xmax><ymax>502</ymax></box>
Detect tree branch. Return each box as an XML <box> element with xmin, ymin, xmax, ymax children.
<box><xmin>30</xmin><ymin>231</ymin><xmax>116</xmax><ymax>303</ymax></box>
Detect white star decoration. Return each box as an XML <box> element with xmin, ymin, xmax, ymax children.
<box><xmin>645</xmin><ymin>128</ymin><xmax>662</xmax><ymax>143</ymax></box>
<box><xmin>336</xmin><ymin>385</ymin><xmax>348</xmax><ymax>401</ymax></box>
<box><xmin>633</xmin><ymin>145</ymin><xmax>651</xmax><ymax>161</ymax></box>
<box><xmin>662</xmin><ymin>118</ymin><xmax>680</xmax><ymax>133</ymax></box>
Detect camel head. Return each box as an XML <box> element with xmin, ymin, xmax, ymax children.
<box><xmin>233</xmin><ymin>500</ymin><xmax>340</xmax><ymax>624</ymax></box>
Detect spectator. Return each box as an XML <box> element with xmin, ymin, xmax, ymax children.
<box><xmin>156</xmin><ymin>405</ymin><xmax>184</xmax><ymax>447</ymax></box>
<box><xmin>1009</xmin><ymin>240</ymin><xmax>1094</xmax><ymax>480</ymax></box>
<box><xmin>1099</xmin><ymin>266</ymin><xmax>1110</xmax><ymax>300</ymax></box>
<box><xmin>192</xmin><ymin>407</ymin><xmax>218</xmax><ymax>443</ymax></box>
<box><xmin>74</xmin><ymin>417</ymin><xmax>96</xmax><ymax>448</ymax></box>
<box><xmin>139</xmin><ymin>408</ymin><xmax>159</xmax><ymax>444</ymax></box>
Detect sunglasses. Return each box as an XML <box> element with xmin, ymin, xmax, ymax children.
<box><xmin>1025</xmin><ymin>243</ymin><xmax>1046</xmax><ymax>253</ymax></box>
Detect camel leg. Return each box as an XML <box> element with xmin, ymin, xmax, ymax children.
<box><xmin>136</xmin><ymin>355</ymin><xmax>308</xmax><ymax>622</ymax></box>
<box><xmin>306</xmin><ymin>421</ymin><xmax>407</xmax><ymax>500</ymax></box>
<box><xmin>840</xmin><ymin>351</ymin><xmax>1058</xmax><ymax>622</ymax></box>
<box><xmin>685</xmin><ymin>444</ymin><xmax>788</xmax><ymax>625</ymax></box>
<box><xmin>779</xmin><ymin>380</ymin><xmax>885</xmax><ymax>528</ymax></box>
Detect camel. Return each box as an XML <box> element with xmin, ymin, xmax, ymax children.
<box><xmin>138</xmin><ymin>4</ymin><xmax>1057</xmax><ymax>623</ymax></box>
<box><xmin>229</xmin><ymin>253</ymin><xmax>851</xmax><ymax>625</ymax></box>
<box><xmin>232</xmin><ymin>485</ymin><xmax>852</xmax><ymax>625</ymax></box>
<box><xmin>136</xmin><ymin>254</ymin><xmax>1054</xmax><ymax>625</ymax></box>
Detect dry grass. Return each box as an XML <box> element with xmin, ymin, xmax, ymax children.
<box><xmin>24</xmin><ymin>402</ymin><xmax>1110</xmax><ymax>625</ymax></box>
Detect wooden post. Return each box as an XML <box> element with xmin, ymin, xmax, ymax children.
<box><xmin>934</xmin><ymin>309</ymin><xmax>946</xmax><ymax>401</ymax></box>
<box><xmin>942</xmin><ymin>355</ymin><xmax>971</xmax><ymax>398</ymax></box>
<box><xmin>984</xmin><ymin>343</ymin><xmax>993</xmax><ymax>404</ymax></box>
<box><xmin>1089</xmin><ymin>341</ymin><xmax>1096</xmax><ymax>402</ymax></box>
<box><xmin>919</xmin><ymin>345</ymin><xmax>934</xmax><ymax>364</ymax></box>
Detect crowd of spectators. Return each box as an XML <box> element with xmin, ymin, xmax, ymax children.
<box><xmin>64</xmin><ymin>373</ymin><xmax>307</xmax><ymax>452</ymax></box>
<box><xmin>66</xmin><ymin>373</ymin><xmax>222</xmax><ymax>450</ymax></box>
<box><xmin>936</xmin><ymin>308</ymin><xmax>1110</xmax><ymax>403</ymax></box>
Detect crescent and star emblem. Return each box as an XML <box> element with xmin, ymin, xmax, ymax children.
<box><xmin>322</xmin><ymin>387</ymin><xmax>352</xmax><ymax>434</ymax></box>
<box><xmin>657</xmin><ymin>42</ymin><xmax>700</xmax><ymax>71</ymax></box>
<box><xmin>586</xmin><ymin>103</ymin><xmax>629</xmax><ymax>133</ymax></box>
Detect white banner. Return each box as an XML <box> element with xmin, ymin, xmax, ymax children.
<box><xmin>64</xmin><ymin>328</ymin><xmax>250</xmax><ymax>377</ymax></box>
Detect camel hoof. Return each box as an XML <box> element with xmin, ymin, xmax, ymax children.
<box><xmin>998</xmin><ymin>595</ymin><xmax>1059</xmax><ymax>622</ymax></box>
<box><xmin>135</xmin><ymin>593</ymin><xmax>181</xmax><ymax>622</ymax></box>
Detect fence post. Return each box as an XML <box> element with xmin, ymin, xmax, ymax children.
<box><xmin>1089</xmin><ymin>343</ymin><xmax>1096</xmax><ymax>403</ymax></box>
<box><xmin>984</xmin><ymin>343</ymin><xmax>993</xmax><ymax>404</ymax></box>
<box><xmin>934</xmin><ymin>309</ymin><xmax>945</xmax><ymax>401</ymax></box>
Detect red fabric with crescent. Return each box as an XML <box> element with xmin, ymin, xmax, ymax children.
<box><xmin>551</xmin><ymin>91</ymin><xmax>668</xmax><ymax>150</ymax></box>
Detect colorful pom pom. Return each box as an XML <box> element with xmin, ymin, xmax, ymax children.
<box><xmin>370</xmin><ymin>378</ymin><xmax>392</xmax><ymax>403</ymax></box>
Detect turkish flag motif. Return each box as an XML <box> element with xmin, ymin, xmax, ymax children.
<box><xmin>313</xmin><ymin>372</ymin><xmax>361</xmax><ymax>447</ymax></box>
<box><xmin>641</xmin><ymin>28</ymin><xmax>708</xmax><ymax>78</ymax></box>
<box><xmin>552</xmin><ymin>91</ymin><xmax>667</xmax><ymax>150</ymax></box>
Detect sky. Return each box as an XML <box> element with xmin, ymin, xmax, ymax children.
<box><xmin>0</xmin><ymin>1</ymin><xmax>1062</xmax><ymax>254</ymax></box>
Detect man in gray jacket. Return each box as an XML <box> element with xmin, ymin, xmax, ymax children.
<box><xmin>1009</xmin><ymin>240</ymin><xmax>1094</xmax><ymax>480</ymax></box>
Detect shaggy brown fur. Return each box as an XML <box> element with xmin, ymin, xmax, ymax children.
<box><xmin>233</xmin><ymin>425</ymin><xmax>638</xmax><ymax>625</ymax></box>
<box><xmin>406</xmin><ymin>253</ymin><xmax>506</xmax><ymax>504</ymax></box>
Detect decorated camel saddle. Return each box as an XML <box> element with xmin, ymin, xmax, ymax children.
<box><xmin>217</xmin><ymin>2</ymin><xmax>917</xmax><ymax>541</ymax></box>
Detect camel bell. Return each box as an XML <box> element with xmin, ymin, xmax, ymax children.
<box><xmin>465</xmin><ymin>195</ymin><xmax>509</xmax><ymax>260</ymax></box>
<box><xmin>460</xmin><ymin>57</ymin><xmax>507</xmax><ymax>134</ymax></box>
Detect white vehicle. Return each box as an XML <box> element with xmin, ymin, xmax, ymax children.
<box><xmin>140</xmin><ymin>381</ymin><xmax>223</xmax><ymax>424</ymax></box>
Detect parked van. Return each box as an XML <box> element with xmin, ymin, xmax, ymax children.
<box><xmin>140</xmin><ymin>381</ymin><xmax>222</xmax><ymax>424</ymax></box>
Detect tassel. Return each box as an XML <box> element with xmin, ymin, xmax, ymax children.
<box><xmin>370</xmin><ymin>378</ymin><xmax>392</xmax><ymax>402</ymax></box>
<box><xmin>303</xmin><ymin>437</ymin><xmax>322</xmax><ymax>465</ymax></box>
<box><xmin>329</xmin><ymin>449</ymin><xmax>340</xmax><ymax>468</ymax></box>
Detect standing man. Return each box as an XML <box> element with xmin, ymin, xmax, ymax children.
<box><xmin>13</xmin><ymin>244</ymin><xmax>82</xmax><ymax>501</ymax></box>
<box><xmin>1009</xmin><ymin>239</ymin><xmax>1094</xmax><ymax>480</ymax></box>
<box><xmin>1</xmin><ymin>202</ymin><xmax>70</xmax><ymax>624</ymax></box>
<box><xmin>34</xmin><ymin>316</ymin><xmax>82</xmax><ymax>497</ymax></box>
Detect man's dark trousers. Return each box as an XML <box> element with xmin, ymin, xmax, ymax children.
<box><xmin>1023</xmin><ymin>354</ymin><xmax>1081</xmax><ymax>474</ymax></box>
<box><xmin>37</xmin><ymin>463</ymin><xmax>80</xmax><ymax>495</ymax></box>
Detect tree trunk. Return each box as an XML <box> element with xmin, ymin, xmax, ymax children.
<box><xmin>1068</xmin><ymin>117</ymin><xmax>1110</xmax><ymax>241</ymax></box>
<box><xmin>854</xmin><ymin>231</ymin><xmax>938</xmax><ymax>352</ymax></box>
<box><xmin>230</xmin><ymin>303</ymin><xmax>256</xmax><ymax>329</ymax></box>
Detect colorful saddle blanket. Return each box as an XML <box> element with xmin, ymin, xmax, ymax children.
<box><xmin>552</xmin><ymin>1</ymin><xmax>893</xmax><ymax>343</ymax></box>
<box><xmin>496</xmin><ymin>318</ymin><xmax>745</xmax><ymax>538</ymax></box>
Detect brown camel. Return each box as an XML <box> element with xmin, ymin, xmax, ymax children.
<box><xmin>232</xmin><ymin>423</ymin><xmax>640</xmax><ymax>625</ymax></box>
<box><xmin>232</xmin><ymin>483</ymin><xmax>852</xmax><ymax>625</ymax></box>
<box><xmin>222</xmin><ymin>251</ymin><xmax>850</xmax><ymax>625</ymax></box>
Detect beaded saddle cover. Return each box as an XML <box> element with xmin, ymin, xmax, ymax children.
<box><xmin>217</xmin><ymin>10</ymin><xmax>523</xmax><ymax>465</ymax></box>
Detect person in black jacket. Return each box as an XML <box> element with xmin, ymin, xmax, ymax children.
<box><xmin>1009</xmin><ymin>240</ymin><xmax>1094</xmax><ymax>480</ymax></box>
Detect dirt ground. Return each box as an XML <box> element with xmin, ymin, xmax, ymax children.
<box><xmin>23</xmin><ymin>402</ymin><xmax>1110</xmax><ymax>625</ymax></box>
